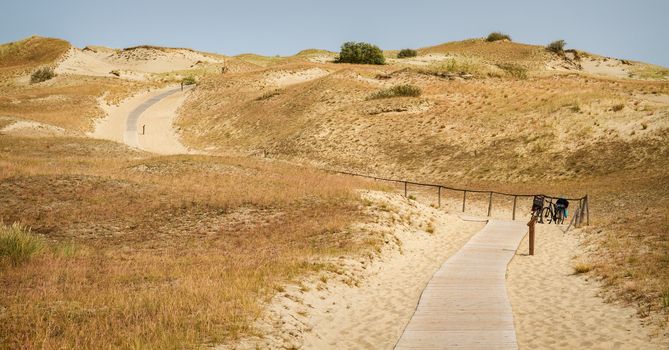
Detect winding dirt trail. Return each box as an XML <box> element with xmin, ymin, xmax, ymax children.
<box><xmin>91</xmin><ymin>85</ymin><xmax>194</xmax><ymax>154</ymax></box>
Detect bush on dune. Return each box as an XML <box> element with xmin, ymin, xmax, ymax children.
<box><xmin>30</xmin><ymin>66</ymin><xmax>55</xmax><ymax>83</ymax></box>
<box><xmin>335</xmin><ymin>42</ymin><xmax>385</xmax><ymax>65</ymax></box>
<box><xmin>546</xmin><ymin>40</ymin><xmax>566</xmax><ymax>54</ymax></box>
<box><xmin>486</xmin><ymin>32</ymin><xmax>511</xmax><ymax>42</ymax></box>
<box><xmin>397</xmin><ymin>48</ymin><xmax>418</xmax><ymax>59</ymax></box>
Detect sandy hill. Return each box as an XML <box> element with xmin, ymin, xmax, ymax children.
<box><xmin>0</xmin><ymin>35</ymin><xmax>668</xmax><ymax>348</ymax></box>
<box><xmin>0</xmin><ymin>36</ymin><xmax>70</xmax><ymax>80</ymax></box>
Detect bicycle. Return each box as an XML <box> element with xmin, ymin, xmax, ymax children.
<box><xmin>541</xmin><ymin>198</ymin><xmax>565</xmax><ymax>224</ymax></box>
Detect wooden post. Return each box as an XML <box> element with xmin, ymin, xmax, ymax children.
<box><xmin>404</xmin><ymin>181</ymin><xmax>407</xmax><ymax>198</ymax></box>
<box><xmin>437</xmin><ymin>187</ymin><xmax>441</xmax><ymax>208</ymax></box>
<box><xmin>181</xmin><ymin>82</ymin><xmax>183</xmax><ymax>91</ymax></box>
<box><xmin>512</xmin><ymin>196</ymin><xmax>517</xmax><ymax>220</ymax></box>
<box><xmin>142</xmin><ymin>125</ymin><xmax>145</xmax><ymax>135</ymax></box>
<box><xmin>528</xmin><ymin>216</ymin><xmax>536</xmax><ymax>255</ymax></box>
<box><xmin>487</xmin><ymin>192</ymin><xmax>493</xmax><ymax>217</ymax></box>
<box><xmin>462</xmin><ymin>191</ymin><xmax>467</xmax><ymax>212</ymax></box>
<box><xmin>585</xmin><ymin>195</ymin><xmax>590</xmax><ymax>226</ymax></box>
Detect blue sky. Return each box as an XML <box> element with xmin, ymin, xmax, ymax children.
<box><xmin>1</xmin><ymin>0</ymin><xmax>667</xmax><ymax>66</ymax></box>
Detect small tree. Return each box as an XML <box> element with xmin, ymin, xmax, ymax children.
<box><xmin>30</xmin><ymin>67</ymin><xmax>55</xmax><ymax>84</ymax></box>
<box><xmin>335</xmin><ymin>42</ymin><xmax>385</xmax><ymax>65</ymax></box>
<box><xmin>397</xmin><ymin>48</ymin><xmax>418</xmax><ymax>59</ymax></box>
<box><xmin>486</xmin><ymin>32</ymin><xmax>511</xmax><ymax>42</ymax></box>
<box><xmin>546</xmin><ymin>40</ymin><xmax>566</xmax><ymax>54</ymax></box>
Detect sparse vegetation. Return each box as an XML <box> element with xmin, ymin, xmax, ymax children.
<box><xmin>486</xmin><ymin>32</ymin><xmax>511</xmax><ymax>42</ymax></box>
<box><xmin>612</xmin><ymin>103</ymin><xmax>625</xmax><ymax>112</ymax></box>
<box><xmin>30</xmin><ymin>66</ymin><xmax>55</xmax><ymax>83</ymax></box>
<box><xmin>0</xmin><ymin>222</ymin><xmax>43</xmax><ymax>266</ymax></box>
<box><xmin>109</xmin><ymin>69</ymin><xmax>120</xmax><ymax>77</ymax></box>
<box><xmin>182</xmin><ymin>76</ymin><xmax>196</xmax><ymax>85</ymax></box>
<box><xmin>573</xmin><ymin>262</ymin><xmax>592</xmax><ymax>274</ymax></box>
<box><xmin>497</xmin><ymin>63</ymin><xmax>528</xmax><ymax>79</ymax></box>
<box><xmin>335</xmin><ymin>42</ymin><xmax>385</xmax><ymax>65</ymax></box>
<box><xmin>367</xmin><ymin>84</ymin><xmax>421</xmax><ymax>100</ymax></box>
<box><xmin>397</xmin><ymin>48</ymin><xmax>417</xmax><ymax>59</ymax></box>
<box><xmin>546</xmin><ymin>40</ymin><xmax>566</xmax><ymax>54</ymax></box>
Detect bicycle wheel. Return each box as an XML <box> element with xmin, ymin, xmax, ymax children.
<box><xmin>542</xmin><ymin>207</ymin><xmax>552</xmax><ymax>224</ymax></box>
<box><xmin>556</xmin><ymin>211</ymin><xmax>564</xmax><ymax>224</ymax></box>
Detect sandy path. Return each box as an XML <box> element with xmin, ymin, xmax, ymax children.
<box><xmin>222</xmin><ymin>192</ymin><xmax>486</xmax><ymax>349</ymax></box>
<box><xmin>91</xmin><ymin>85</ymin><xmax>193</xmax><ymax>154</ymax></box>
<box><xmin>508</xmin><ymin>225</ymin><xmax>669</xmax><ymax>349</ymax></box>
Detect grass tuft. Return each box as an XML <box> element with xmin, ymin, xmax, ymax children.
<box><xmin>0</xmin><ymin>222</ymin><xmax>43</xmax><ymax>266</ymax></box>
<box><xmin>367</xmin><ymin>84</ymin><xmax>421</xmax><ymax>100</ymax></box>
<box><xmin>573</xmin><ymin>262</ymin><xmax>593</xmax><ymax>274</ymax></box>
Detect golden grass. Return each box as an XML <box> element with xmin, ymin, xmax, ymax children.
<box><xmin>0</xmin><ymin>75</ymin><xmax>160</xmax><ymax>131</ymax></box>
<box><xmin>0</xmin><ymin>135</ymin><xmax>381</xmax><ymax>349</ymax></box>
<box><xmin>174</xmin><ymin>57</ymin><xmax>669</xmax><ymax>332</ymax></box>
<box><xmin>0</xmin><ymin>36</ymin><xmax>70</xmax><ymax>79</ymax></box>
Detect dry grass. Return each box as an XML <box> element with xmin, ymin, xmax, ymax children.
<box><xmin>0</xmin><ymin>36</ymin><xmax>70</xmax><ymax>80</ymax></box>
<box><xmin>174</xmin><ymin>53</ymin><xmax>669</xmax><ymax>333</ymax></box>
<box><xmin>0</xmin><ymin>75</ymin><xmax>160</xmax><ymax>131</ymax></box>
<box><xmin>0</xmin><ymin>135</ymin><xmax>381</xmax><ymax>349</ymax></box>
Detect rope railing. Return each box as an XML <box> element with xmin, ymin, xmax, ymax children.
<box><xmin>322</xmin><ymin>168</ymin><xmax>590</xmax><ymax>226</ymax></box>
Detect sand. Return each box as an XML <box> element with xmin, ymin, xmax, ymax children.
<box><xmin>265</xmin><ymin>68</ymin><xmax>330</xmax><ymax>87</ymax></box>
<box><xmin>135</xmin><ymin>86</ymin><xmax>193</xmax><ymax>154</ymax></box>
<box><xmin>507</xmin><ymin>224</ymin><xmax>669</xmax><ymax>349</ymax></box>
<box><xmin>90</xmin><ymin>85</ymin><xmax>193</xmax><ymax>154</ymax></box>
<box><xmin>0</xmin><ymin>117</ymin><xmax>81</xmax><ymax>137</ymax></box>
<box><xmin>219</xmin><ymin>191</ymin><xmax>485</xmax><ymax>349</ymax></box>
<box><xmin>56</xmin><ymin>46</ymin><xmax>223</xmax><ymax>79</ymax></box>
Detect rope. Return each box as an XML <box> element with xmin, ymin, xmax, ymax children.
<box><xmin>322</xmin><ymin>168</ymin><xmax>587</xmax><ymax>201</ymax></box>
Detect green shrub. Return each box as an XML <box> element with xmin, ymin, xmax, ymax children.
<box><xmin>335</xmin><ymin>42</ymin><xmax>385</xmax><ymax>65</ymax></box>
<box><xmin>497</xmin><ymin>63</ymin><xmax>528</xmax><ymax>79</ymax></box>
<box><xmin>30</xmin><ymin>67</ymin><xmax>55</xmax><ymax>84</ymax></box>
<box><xmin>368</xmin><ymin>84</ymin><xmax>421</xmax><ymax>100</ymax></box>
<box><xmin>182</xmin><ymin>76</ymin><xmax>196</xmax><ymax>85</ymax></box>
<box><xmin>546</xmin><ymin>40</ymin><xmax>566</xmax><ymax>54</ymax></box>
<box><xmin>0</xmin><ymin>223</ymin><xmax>43</xmax><ymax>266</ymax></box>
<box><xmin>397</xmin><ymin>48</ymin><xmax>417</xmax><ymax>59</ymax></box>
<box><xmin>486</xmin><ymin>32</ymin><xmax>511</xmax><ymax>42</ymax></box>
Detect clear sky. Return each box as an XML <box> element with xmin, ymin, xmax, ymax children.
<box><xmin>1</xmin><ymin>0</ymin><xmax>667</xmax><ymax>67</ymax></box>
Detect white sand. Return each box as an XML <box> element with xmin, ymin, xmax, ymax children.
<box><xmin>90</xmin><ymin>86</ymin><xmax>193</xmax><ymax>154</ymax></box>
<box><xmin>219</xmin><ymin>191</ymin><xmax>485</xmax><ymax>349</ymax></box>
<box><xmin>56</xmin><ymin>46</ymin><xmax>224</xmax><ymax>79</ymax></box>
<box><xmin>265</xmin><ymin>68</ymin><xmax>330</xmax><ymax>87</ymax></box>
<box><xmin>508</xmin><ymin>224</ymin><xmax>669</xmax><ymax>349</ymax></box>
<box><xmin>135</xmin><ymin>86</ymin><xmax>193</xmax><ymax>154</ymax></box>
<box><xmin>0</xmin><ymin>117</ymin><xmax>81</xmax><ymax>137</ymax></box>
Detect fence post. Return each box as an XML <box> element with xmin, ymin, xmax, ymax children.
<box><xmin>512</xmin><ymin>196</ymin><xmax>517</xmax><ymax>220</ymax></box>
<box><xmin>404</xmin><ymin>181</ymin><xmax>407</xmax><ymax>198</ymax></box>
<box><xmin>487</xmin><ymin>192</ymin><xmax>493</xmax><ymax>217</ymax></box>
<box><xmin>142</xmin><ymin>125</ymin><xmax>145</xmax><ymax>135</ymax></box>
<box><xmin>585</xmin><ymin>195</ymin><xmax>590</xmax><ymax>226</ymax></box>
<box><xmin>437</xmin><ymin>187</ymin><xmax>441</xmax><ymax>208</ymax></box>
<box><xmin>462</xmin><ymin>190</ymin><xmax>467</xmax><ymax>212</ymax></box>
<box><xmin>528</xmin><ymin>216</ymin><xmax>536</xmax><ymax>255</ymax></box>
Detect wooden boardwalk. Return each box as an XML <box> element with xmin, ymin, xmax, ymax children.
<box><xmin>395</xmin><ymin>220</ymin><xmax>528</xmax><ymax>350</ymax></box>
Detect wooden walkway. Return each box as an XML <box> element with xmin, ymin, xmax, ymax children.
<box><xmin>395</xmin><ymin>220</ymin><xmax>528</xmax><ymax>350</ymax></box>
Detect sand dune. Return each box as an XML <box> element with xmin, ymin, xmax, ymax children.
<box><xmin>508</xmin><ymin>225</ymin><xmax>669</xmax><ymax>349</ymax></box>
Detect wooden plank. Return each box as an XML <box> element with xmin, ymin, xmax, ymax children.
<box><xmin>394</xmin><ymin>220</ymin><xmax>528</xmax><ymax>350</ymax></box>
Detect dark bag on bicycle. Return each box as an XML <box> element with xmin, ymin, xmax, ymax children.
<box><xmin>556</xmin><ymin>197</ymin><xmax>569</xmax><ymax>208</ymax></box>
<box><xmin>532</xmin><ymin>195</ymin><xmax>544</xmax><ymax>212</ymax></box>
